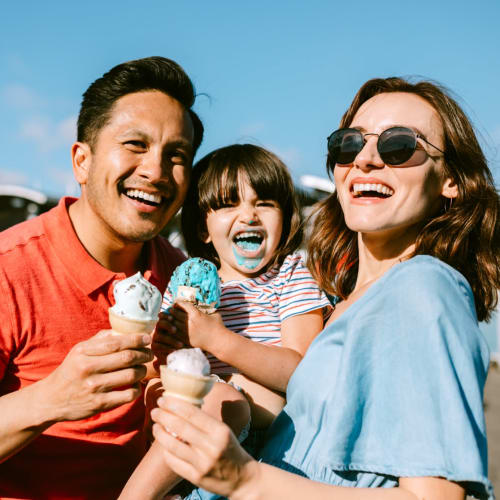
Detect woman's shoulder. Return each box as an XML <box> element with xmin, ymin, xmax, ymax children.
<box><xmin>373</xmin><ymin>255</ymin><xmax>485</xmax><ymax>353</ymax></box>
<box><xmin>388</xmin><ymin>254</ymin><xmax>472</xmax><ymax>301</ymax></box>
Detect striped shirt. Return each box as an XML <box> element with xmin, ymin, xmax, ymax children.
<box><xmin>162</xmin><ymin>253</ymin><xmax>332</xmax><ymax>374</ymax></box>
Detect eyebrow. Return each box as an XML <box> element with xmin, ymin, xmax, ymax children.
<box><xmin>117</xmin><ymin>129</ymin><xmax>193</xmax><ymax>152</ymax></box>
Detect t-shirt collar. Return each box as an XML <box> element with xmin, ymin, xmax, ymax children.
<box><xmin>43</xmin><ymin>197</ymin><xmax>162</xmax><ymax>295</ymax></box>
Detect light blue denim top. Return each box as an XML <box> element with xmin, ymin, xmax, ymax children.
<box><xmin>187</xmin><ymin>256</ymin><xmax>494</xmax><ymax>500</ymax></box>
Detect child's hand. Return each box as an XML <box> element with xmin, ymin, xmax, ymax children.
<box><xmin>151</xmin><ymin>312</ymin><xmax>189</xmax><ymax>370</ymax></box>
<box><xmin>143</xmin><ymin>378</ymin><xmax>163</xmax><ymax>442</ymax></box>
<box><xmin>169</xmin><ymin>300</ymin><xmax>227</xmax><ymax>352</ymax></box>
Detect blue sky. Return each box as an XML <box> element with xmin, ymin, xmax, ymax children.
<box><xmin>1</xmin><ymin>0</ymin><xmax>499</xmax><ymax>197</ymax></box>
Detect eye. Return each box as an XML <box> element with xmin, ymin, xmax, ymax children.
<box><xmin>216</xmin><ymin>201</ymin><xmax>238</xmax><ymax>209</ymax></box>
<box><xmin>257</xmin><ymin>200</ymin><xmax>279</xmax><ymax>208</ymax></box>
<box><xmin>124</xmin><ymin>140</ymin><xmax>147</xmax><ymax>151</ymax></box>
<box><xmin>170</xmin><ymin>151</ymin><xmax>189</xmax><ymax>163</ymax></box>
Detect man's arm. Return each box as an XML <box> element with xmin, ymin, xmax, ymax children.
<box><xmin>0</xmin><ymin>330</ymin><xmax>152</xmax><ymax>463</ymax></box>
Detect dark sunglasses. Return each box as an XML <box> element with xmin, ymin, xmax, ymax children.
<box><xmin>327</xmin><ymin>126</ymin><xmax>444</xmax><ymax>166</ymax></box>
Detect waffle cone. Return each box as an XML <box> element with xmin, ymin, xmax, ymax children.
<box><xmin>108</xmin><ymin>309</ymin><xmax>158</xmax><ymax>335</ymax></box>
<box><xmin>160</xmin><ymin>365</ymin><xmax>215</xmax><ymax>407</ymax></box>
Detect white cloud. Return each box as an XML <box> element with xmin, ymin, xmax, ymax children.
<box><xmin>239</xmin><ymin>121</ymin><xmax>266</xmax><ymax>137</ymax></box>
<box><xmin>1</xmin><ymin>84</ymin><xmax>44</xmax><ymax>110</ymax></box>
<box><xmin>47</xmin><ymin>167</ymin><xmax>80</xmax><ymax>196</ymax></box>
<box><xmin>266</xmin><ymin>145</ymin><xmax>302</xmax><ymax>170</ymax></box>
<box><xmin>0</xmin><ymin>168</ymin><xmax>29</xmax><ymax>186</ymax></box>
<box><xmin>491</xmin><ymin>126</ymin><xmax>500</xmax><ymax>145</ymax></box>
<box><xmin>20</xmin><ymin>115</ymin><xmax>77</xmax><ymax>152</ymax></box>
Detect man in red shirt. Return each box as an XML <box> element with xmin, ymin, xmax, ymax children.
<box><xmin>0</xmin><ymin>57</ymin><xmax>203</xmax><ymax>499</ymax></box>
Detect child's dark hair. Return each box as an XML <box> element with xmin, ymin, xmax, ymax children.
<box><xmin>181</xmin><ymin>144</ymin><xmax>303</xmax><ymax>270</ymax></box>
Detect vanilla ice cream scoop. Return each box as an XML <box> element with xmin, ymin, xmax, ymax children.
<box><xmin>166</xmin><ymin>347</ymin><xmax>211</xmax><ymax>376</ymax></box>
<box><xmin>168</xmin><ymin>258</ymin><xmax>221</xmax><ymax>313</ymax></box>
<box><xmin>110</xmin><ymin>272</ymin><xmax>162</xmax><ymax>321</ymax></box>
<box><xmin>160</xmin><ymin>348</ymin><xmax>214</xmax><ymax>406</ymax></box>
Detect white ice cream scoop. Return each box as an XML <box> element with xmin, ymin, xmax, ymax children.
<box><xmin>160</xmin><ymin>348</ymin><xmax>214</xmax><ymax>406</ymax></box>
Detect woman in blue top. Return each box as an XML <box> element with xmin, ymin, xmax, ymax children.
<box><xmin>149</xmin><ymin>77</ymin><xmax>500</xmax><ymax>500</ymax></box>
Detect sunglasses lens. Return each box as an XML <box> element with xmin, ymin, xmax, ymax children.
<box><xmin>378</xmin><ymin>127</ymin><xmax>416</xmax><ymax>165</ymax></box>
<box><xmin>328</xmin><ymin>129</ymin><xmax>363</xmax><ymax>165</ymax></box>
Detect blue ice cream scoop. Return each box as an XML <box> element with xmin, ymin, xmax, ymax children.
<box><xmin>168</xmin><ymin>258</ymin><xmax>221</xmax><ymax>312</ymax></box>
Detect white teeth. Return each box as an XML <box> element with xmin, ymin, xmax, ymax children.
<box><xmin>126</xmin><ymin>189</ymin><xmax>162</xmax><ymax>204</ymax></box>
<box><xmin>234</xmin><ymin>231</ymin><xmax>262</xmax><ymax>240</ymax></box>
<box><xmin>352</xmin><ymin>183</ymin><xmax>394</xmax><ymax>196</ymax></box>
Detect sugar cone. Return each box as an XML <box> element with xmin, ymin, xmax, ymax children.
<box><xmin>176</xmin><ymin>285</ymin><xmax>197</xmax><ymax>302</ymax></box>
<box><xmin>175</xmin><ymin>286</ymin><xmax>217</xmax><ymax>314</ymax></box>
<box><xmin>160</xmin><ymin>365</ymin><xmax>215</xmax><ymax>407</ymax></box>
<box><xmin>108</xmin><ymin>309</ymin><xmax>158</xmax><ymax>335</ymax></box>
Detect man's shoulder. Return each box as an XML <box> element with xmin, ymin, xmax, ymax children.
<box><xmin>0</xmin><ymin>212</ymin><xmax>50</xmax><ymax>257</ymax></box>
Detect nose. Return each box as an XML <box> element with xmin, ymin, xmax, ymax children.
<box><xmin>353</xmin><ymin>135</ymin><xmax>385</xmax><ymax>171</ymax></box>
<box><xmin>137</xmin><ymin>149</ymin><xmax>167</xmax><ymax>184</ymax></box>
<box><xmin>239</xmin><ymin>203</ymin><xmax>259</xmax><ymax>225</ymax></box>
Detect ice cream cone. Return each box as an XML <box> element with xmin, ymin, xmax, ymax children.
<box><xmin>176</xmin><ymin>285</ymin><xmax>197</xmax><ymax>302</ymax></box>
<box><xmin>108</xmin><ymin>309</ymin><xmax>158</xmax><ymax>335</ymax></box>
<box><xmin>160</xmin><ymin>365</ymin><xmax>215</xmax><ymax>407</ymax></box>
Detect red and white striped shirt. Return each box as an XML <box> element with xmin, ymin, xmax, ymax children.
<box><xmin>162</xmin><ymin>253</ymin><xmax>332</xmax><ymax>374</ymax></box>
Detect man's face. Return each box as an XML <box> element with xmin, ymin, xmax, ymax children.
<box><xmin>76</xmin><ymin>90</ymin><xmax>194</xmax><ymax>243</ymax></box>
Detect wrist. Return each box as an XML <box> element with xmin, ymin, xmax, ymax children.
<box><xmin>206</xmin><ymin>324</ymin><xmax>233</xmax><ymax>359</ymax></box>
<box><xmin>230</xmin><ymin>459</ymin><xmax>262</xmax><ymax>500</ymax></box>
<box><xmin>30</xmin><ymin>374</ymin><xmax>63</xmax><ymax>427</ymax></box>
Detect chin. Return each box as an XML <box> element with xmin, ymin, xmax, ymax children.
<box><xmin>119</xmin><ymin>224</ymin><xmax>164</xmax><ymax>243</ymax></box>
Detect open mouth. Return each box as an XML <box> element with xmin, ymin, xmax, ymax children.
<box><xmin>124</xmin><ymin>189</ymin><xmax>163</xmax><ymax>207</ymax></box>
<box><xmin>351</xmin><ymin>183</ymin><xmax>394</xmax><ymax>199</ymax></box>
<box><xmin>233</xmin><ymin>231</ymin><xmax>264</xmax><ymax>252</ymax></box>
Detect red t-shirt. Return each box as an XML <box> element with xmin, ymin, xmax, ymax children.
<box><xmin>0</xmin><ymin>197</ymin><xmax>185</xmax><ymax>499</ymax></box>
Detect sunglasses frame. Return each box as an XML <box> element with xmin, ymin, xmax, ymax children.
<box><xmin>327</xmin><ymin>126</ymin><xmax>445</xmax><ymax>166</ymax></box>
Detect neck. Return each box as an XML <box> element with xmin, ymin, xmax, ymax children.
<box><xmin>69</xmin><ymin>198</ymin><xmax>145</xmax><ymax>276</ymax></box>
<box><xmin>354</xmin><ymin>227</ymin><xmax>417</xmax><ymax>291</ymax></box>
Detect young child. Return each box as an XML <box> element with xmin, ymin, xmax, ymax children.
<box><xmin>120</xmin><ymin>144</ymin><xmax>331</xmax><ymax>499</ymax></box>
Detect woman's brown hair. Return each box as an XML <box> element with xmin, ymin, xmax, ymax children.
<box><xmin>182</xmin><ymin>144</ymin><xmax>303</xmax><ymax>271</ymax></box>
<box><xmin>308</xmin><ymin>77</ymin><xmax>500</xmax><ymax>321</ymax></box>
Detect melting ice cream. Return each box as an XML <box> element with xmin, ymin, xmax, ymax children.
<box><xmin>167</xmin><ymin>347</ymin><xmax>210</xmax><ymax>377</ymax></box>
<box><xmin>110</xmin><ymin>272</ymin><xmax>162</xmax><ymax>321</ymax></box>
<box><xmin>168</xmin><ymin>258</ymin><xmax>221</xmax><ymax>313</ymax></box>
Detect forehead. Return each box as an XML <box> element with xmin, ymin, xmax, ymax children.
<box><xmin>351</xmin><ymin>92</ymin><xmax>443</xmax><ymax>139</ymax></box>
<box><xmin>101</xmin><ymin>90</ymin><xmax>194</xmax><ymax>144</ymax></box>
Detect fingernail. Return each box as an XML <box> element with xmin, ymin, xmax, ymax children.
<box><xmin>142</xmin><ymin>334</ymin><xmax>152</xmax><ymax>344</ymax></box>
<box><xmin>157</xmin><ymin>396</ymin><xmax>165</xmax><ymax>407</ymax></box>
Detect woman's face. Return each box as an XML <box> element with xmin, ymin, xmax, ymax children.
<box><xmin>333</xmin><ymin>92</ymin><xmax>455</xmax><ymax>241</ymax></box>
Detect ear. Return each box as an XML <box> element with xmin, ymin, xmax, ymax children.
<box><xmin>441</xmin><ymin>177</ymin><xmax>458</xmax><ymax>199</ymax></box>
<box><xmin>71</xmin><ymin>142</ymin><xmax>92</xmax><ymax>185</ymax></box>
<box><xmin>199</xmin><ymin>225</ymin><xmax>211</xmax><ymax>244</ymax></box>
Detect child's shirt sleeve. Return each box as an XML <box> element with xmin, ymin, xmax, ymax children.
<box><xmin>160</xmin><ymin>285</ymin><xmax>174</xmax><ymax>313</ymax></box>
<box><xmin>277</xmin><ymin>253</ymin><xmax>332</xmax><ymax>323</ymax></box>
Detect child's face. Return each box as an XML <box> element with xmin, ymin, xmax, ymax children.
<box><xmin>204</xmin><ymin>176</ymin><xmax>283</xmax><ymax>281</ymax></box>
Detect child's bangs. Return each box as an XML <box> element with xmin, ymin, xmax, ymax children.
<box><xmin>197</xmin><ymin>146</ymin><xmax>290</xmax><ymax>212</ymax></box>
<box><xmin>199</xmin><ymin>164</ymin><xmax>244</xmax><ymax>211</ymax></box>
<box><xmin>243</xmin><ymin>160</ymin><xmax>285</xmax><ymax>203</ymax></box>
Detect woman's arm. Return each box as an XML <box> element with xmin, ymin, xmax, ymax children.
<box><xmin>152</xmin><ymin>397</ymin><xmax>465</xmax><ymax>500</ymax></box>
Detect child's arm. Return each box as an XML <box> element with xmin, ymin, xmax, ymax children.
<box><xmin>168</xmin><ymin>303</ymin><xmax>324</xmax><ymax>393</ymax></box>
